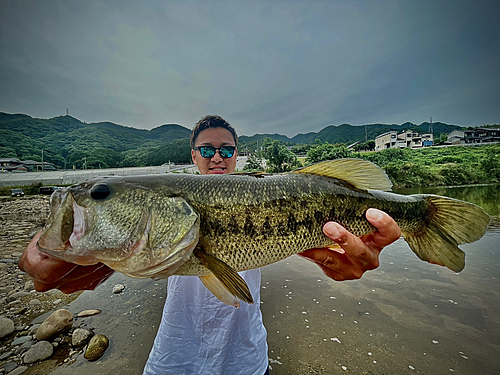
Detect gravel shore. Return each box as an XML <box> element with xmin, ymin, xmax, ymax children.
<box><xmin>0</xmin><ymin>197</ymin><xmax>82</xmax><ymax>374</ymax></box>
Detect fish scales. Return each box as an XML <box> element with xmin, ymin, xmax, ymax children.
<box><xmin>140</xmin><ymin>173</ymin><xmax>427</xmax><ymax>275</ymax></box>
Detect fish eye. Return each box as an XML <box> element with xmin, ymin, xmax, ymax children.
<box><xmin>90</xmin><ymin>184</ymin><xmax>111</xmax><ymax>200</ymax></box>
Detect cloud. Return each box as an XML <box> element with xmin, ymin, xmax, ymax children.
<box><xmin>1</xmin><ymin>0</ymin><xmax>499</xmax><ymax>137</ymax></box>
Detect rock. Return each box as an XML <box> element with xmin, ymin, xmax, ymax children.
<box><xmin>77</xmin><ymin>309</ymin><xmax>102</xmax><ymax>317</ymax></box>
<box><xmin>23</xmin><ymin>281</ymin><xmax>34</xmax><ymax>291</ymax></box>
<box><xmin>7</xmin><ymin>366</ymin><xmax>28</xmax><ymax>375</ymax></box>
<box><xmin>36</xmin><ymin>309</ymin><xmax>73</xmax><ymax>341</ymax></box>
<box><xmin>28</xmin><ymin>299</ymin><xmax>41</xmax><ymax>306</ymax></box>
<box><xmin>112</xmin><ymin>284</ymin><xmax>125</xmax><ymax>294</ymax></box>
<box><xmin>0</xmin><ymin>317</ymin><xmax>15</xmax><ymax>338</ymax></box>
<box><xmin>2</xmin><ymin>362</ymin><xmax>18</xmax><ymax>373</ymax></box>
<box><xmin>28</xmin><ymin>324</ymin><xmax>40</xmax><ymax>335</ymax></box>
<box><xmin>0</xmin><ymin>351</ymin><xmax>13</xmax><ymax>360</ymax></box>
<box><xmin>10</xmin><ymin>292</ymin><xmax>29</xmax><ymax>299</ymax></box>
<box><xmin>44</xmin><ymin>289</ymin><xmax>62</xmax><ymax>296</ymax></box>
<box><xmin>72</xmin><ymin>328</ymin><xmax>94</xmax><ymax>347</ymax></box>
<box><xmin>52</xmin><ymin>299</ymin><xmax>62</xmax><ymax>305</ymax></box>
<box><xmin>10</xmin><ymin>252</ymin><xmax>23</xmax><ymax>258</ymax></box>
<box><xmin>0</xmin><ymin>263</ymin><xmax>8</xmax><ymax>270</ymax></box>
<box><xmin>0</xmin><ymin>286</ymin><xmax>14</xmax><ymax>293</ymax></box>
<box><xmin>0</xmin><ymin>259</ymin><xmax>15</xmax><ymax>264</ymax></box>
<box><xmin>84</xmin><ymin>334</ymin><xmax>109</xmax><ymax>361</ymax></box>
<box><xmin>23</xmin><ymin>341</ymin><xmax>54</xmax><ymax>364</ymax></box>
<box><xmin>20</xmin><ymin>341</ymin><xmax>34</xmax><ymax>351</ymax></box>
<box><xmin>10</xmin><ymin>336</ymin><xmax>31</xmax><ymax>346</ymax></box>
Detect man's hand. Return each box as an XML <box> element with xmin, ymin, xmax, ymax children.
<box><xmin>298</xmin><ymin>208</ymin><xmax>401</xmax><ymax>281</ymax></box>
<box><xmin>18</xmin><ymin>231</ymin><xmax>115</xmax><ymax>294</ymax></box>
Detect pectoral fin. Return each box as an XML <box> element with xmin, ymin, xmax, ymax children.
<box><xmin>195</xmin><ymin>248</ymin><xmax>254</xmax><ymax>306</ymax></box>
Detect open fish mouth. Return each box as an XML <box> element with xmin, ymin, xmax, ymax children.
<box><xmin>37</xmin><ymin>189</ymin><xmax>99</xmax><ymax>264</ymax></box>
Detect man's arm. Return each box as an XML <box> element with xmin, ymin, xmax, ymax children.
<box><xmin>299</xmin><ymin>208</ymin><xmax>401</xmax><ymax>281</ymax></box>
<box><xmin>19</xmin><ymin>231</ymin><xmax>115</xmax><ymax>294</ymax></box>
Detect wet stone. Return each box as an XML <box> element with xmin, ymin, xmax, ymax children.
<box><xmin>84</xmin><ymin>334</ymin><xmax>109</xmax><ymax>361</ymax></box>
<box><xmin>77</xmin><ymin>309</ymin><xmax>102</xmax><ymax>317</ymax></box>
<box><xmin>36</xmin><ymin>309</ymin><xmax>73</xmax><ymax>341</ymax></box>
<box><xmin>72</xmin><ymin>328</ymin><xmax>94</xmax><ymax>347</ymax></box>
<box><xmin>23</xmin><ymin>341</ymin><xmax>54</xmax><ymax>364</ymax></box>
<box><xmin>112</xmin><ymin>284</ymin><xmax>125</xmax><ymax>294</ymax></box>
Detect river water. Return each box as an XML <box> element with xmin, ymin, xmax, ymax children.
<box><xmin>37</xmin><ymin>184</ymin><xmax>500</xmax><ymax>375</ymax></box>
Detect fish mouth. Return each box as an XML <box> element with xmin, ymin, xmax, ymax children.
<box><xmin>38</xmin><ymin>190</ymin><xmax>75</xmax><ymax>253</ymax></box>
<box><xmin>37</xmin><ymin>190</ymin><xmax>98</xmax><ymax>265</ymax></box>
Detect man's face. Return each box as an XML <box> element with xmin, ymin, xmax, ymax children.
<box><xmin>191</xmin><ymin>127</ymin><xmax>238</xmax><ymax>175</ymax></box>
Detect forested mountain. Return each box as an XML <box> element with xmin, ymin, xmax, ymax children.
<box><xmin>0</xmin><ymin>113</ymin><xmax>191</xmax><ymax>168</ymax></box>
<box><xmin>0</xmin><ymin>111</ymin><xmax>473</xmax><ymax>169</ymax></box>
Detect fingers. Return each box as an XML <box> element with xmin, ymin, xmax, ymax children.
<box><xmin>322</xmin><ymin>222</ymin><xmax>380</xmax><ymax>268</ymax></box>
<box><xmin>362</xmin><ymin>208</ymin><xmax>402</xmax><ymax>251</ymax></box>
<box><xmin>298</xmin><ymin>248</ymin><xmax>364</xmax><ymax>281</ymax></box>
<box><xmin>299</xmin><ymin>209</ymin><xmax>402</xmax><ymax>282</ymax></box>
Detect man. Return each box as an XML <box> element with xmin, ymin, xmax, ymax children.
<box><xmin>19</xmin><ymin>115</ymin><xmax>401</xmax><ymax>374</ymax></box>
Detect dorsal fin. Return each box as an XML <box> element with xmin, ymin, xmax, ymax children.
<box><xmin>292</xmin><ymin>158</ymin><xmax>392</xmax><ymax>191</ymax></box>
<box><xmin>230</xmin><ymin>171</ymin><xmax>268</xmax><ymax>178</ymax></box>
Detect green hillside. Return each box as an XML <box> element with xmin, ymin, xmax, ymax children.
<box><xmin>0</xmin><ymin>113</ymin><xmax>192</xmax><ymax>168</ymax></box>
<box><xmin>0</xmin><ymin>111</ymin><xmax>484</xmax><ymax>169</ymax></box>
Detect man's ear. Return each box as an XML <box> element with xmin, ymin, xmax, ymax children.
<box><xmin>191</xmin><ymin>149</ymin><xmax>197</xmax><ymax>166</ymax></box>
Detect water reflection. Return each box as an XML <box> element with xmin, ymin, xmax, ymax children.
<box><xmin>395</xmin><ymin>183</ymin><xmax>500</xmax><ymax>216</ymax></box>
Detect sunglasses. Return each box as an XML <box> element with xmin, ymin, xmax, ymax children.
<box><xmin>193</xmin><ymin>146</ymin><xmax>236</xmax><ymax>159</ymax></box>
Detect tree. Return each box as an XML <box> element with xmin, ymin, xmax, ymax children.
<box><xmin>263</xmin><ymin>139</ymin><xmax>300</xmax><ymax>173</ymax></box>
<box><xmin>306</xmin><ymin>142</ymin><xmax>352</xmax><ymax>164</ymax></box>
<box><xmin>243</xmin><ymin>154</ymin><xmax>265</xmax><ymax>171</ymax></box>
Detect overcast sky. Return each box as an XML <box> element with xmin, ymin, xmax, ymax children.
<box><xmin>1</xmin><ymin>0</ymin><xmax>499</xmax><ymax>137</ymax></box>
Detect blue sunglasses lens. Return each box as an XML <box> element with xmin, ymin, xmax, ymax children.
<box><xmin>197</xmin><ymin>146</ymin><xmax>235</xmax><ymax>158</ymax></box>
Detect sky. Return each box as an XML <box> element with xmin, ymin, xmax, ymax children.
<box><xmin>1</xmin><ymin>0</ymin><xmax>499</xmax><ymax>137</ymax></box>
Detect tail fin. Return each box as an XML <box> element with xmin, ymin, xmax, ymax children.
<box><xmin>403</xmin><ymin>195</ymin><xmax>491</xmax><ymax>272</ymax></box>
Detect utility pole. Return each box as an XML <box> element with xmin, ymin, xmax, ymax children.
<box><xmin>41</xmin><ymin>149</ymin><xmax>44</xmax><ymax>171</ymax></box>
<box><xmin>66</xmin><ymin>108</ymin><xmax>69</xmax><ymax>116</ymax></box>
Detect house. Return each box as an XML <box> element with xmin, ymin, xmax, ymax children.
<box><xmin>445</xmin><ymin>130</ymin><xmax>466</xmax><ymax>145</ymax></box>
<box><xmin>0</xmin><ymin>158</ymin><xmax>28</xmax><ymax>172</ymax></box>
<box><xmin>463</xmin><ymin>128</ymin><xmax>500</xmax><ymax>144</ymax></box>
<box><xmin>21</xmin><ymin>160</ymin><xmax>57</xmax><ymax>171</ymax></box>
<box><xmin>375</xmin><ymin>130</ymin><xmax>433</xmax><ymax>151</ymax></box>
<box><xmin>0</xmin><ymin>158</ymin><xmax>57</xmax><ymax>172</ymax></box>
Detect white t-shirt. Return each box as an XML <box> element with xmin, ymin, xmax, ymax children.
<box><xmin>143</xmin><ymin>269</ymin><xmax>269</xmax><ymax>375</ymax></box>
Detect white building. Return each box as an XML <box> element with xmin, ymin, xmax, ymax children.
<box><xmin>375</xmin><ymin>130</ymin><xmax>433</xmax><ymax>151</ymax></box>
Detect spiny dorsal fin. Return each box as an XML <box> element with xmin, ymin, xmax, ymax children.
<box><xmin>292</xmin><ymin>159</ymin><xmax>392</xmax><ymax>191</ymax></box>
<box><xmin>194</xmin><ymin>248</ymin><xmax>254</xmax><ymax>306</ymax></box>
<box><xmin>231</xmin><ymin>171</ymin><xmax>268</xmax><ymax>178</ymax></box>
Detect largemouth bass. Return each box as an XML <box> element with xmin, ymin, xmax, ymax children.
<box><xmin>38</xmin><ymin>159</ymin><xmax>491</xmax><ymax>306</ymax></box>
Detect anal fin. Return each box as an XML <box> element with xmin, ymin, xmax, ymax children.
<box><xmin>199</xmin><ymin>275</ymin><xmax>241</xmax><ymax>307</ymax></box>
<box><xmin>195</xmin><ymin>248</ymin><xmax>254</xmax><ymax>306</ymax></box>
